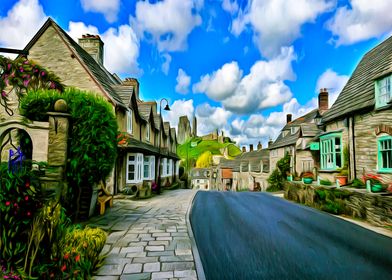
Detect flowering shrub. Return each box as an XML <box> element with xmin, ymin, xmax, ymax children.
<box><xmin>0</xmin><ymin>163</ymin><xmax>43</xmax><ymax>273</ymax></box>
<box><xmin>362</xmin><ymin>173</ymin><xmax>383</xmax><ymax>185</ymax></box>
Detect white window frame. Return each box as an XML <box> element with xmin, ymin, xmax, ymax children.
<box><xmin>161</xmin><ymin>158</ymin><xmax>167</xmax><ymax>176</ymax></box>
<box><xmin>146</xmin><ymin>123</ymin><xmax>150</xmax><ymax>142</ymax></box>
<box><xmin>126</xmin><ymin>153</ymin><xmax>143</xmax><ymax>183</ymax></box>
<box><xmin>167</xmin><ymin>159</ymin><xmax>172</xmax><ymax>176</ymax></box>
<box><xmin>376</xmin><ymin>75</ymin><xmax>392</xmax><ymax>108</ymax></box>
<box><xmin>127</xmin><ymin>109</ymin><xmax>133</xmax><ymax>134</ymax></box>
<box><xmin>143</xmin><ymin>155</ymin><xmax>155</xmax><ymax>180</ymax></box>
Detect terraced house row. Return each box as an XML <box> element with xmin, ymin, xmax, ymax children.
<box><xmin>20</xmin><ymin>18</ymin><xmax>179</xmax><ymax>194</ymax></box>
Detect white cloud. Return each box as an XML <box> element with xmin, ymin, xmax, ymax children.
<box><xmin>161</xmin><ymin>53</ymin><xmax>172</xmax><ymax>75</ymax></box>
<box><xmin>231</xmin><ymin>0</ymin><xmax>335</xmax><ymax>57</ymax></box>
<box><xmin>315</xmin><ymin>69</ymin><xmax>349</xmax><ymax>106</ymax></box>
<box><xmin>68</xmin><ymin>22</ymin><xmax>140</xmax><ymax>74</ymax></box>
<box><xmin>222</xmin><ymin>0</ymin><xmax>239</xmax><ymax>14</ymax></box>
<box><xmin>80</xmin><ymin>0</ymin><xmax>120</xmax><ymax>23</ymax></box>
<box><xmin>163</xmin><ymin>99</ymin><xmax>195</xmax><ymax>130</ymax></box>
<box><xmin>196</xmin><ymin>103</ymin><xmax>232</xmax><ymax>136</ymax></box>
<box><xmin>0</xmin><ymin>0</ymin><xmax>47</xmax><ymax>49</ymax></box>
<box><xmin>175</xmin><ymin>68</ymin><xmax>191</xmax><ymax>94</ymax></box>
<box><xmin>326</xmin><ymin>0</ymin><xmax>392</xmax><ymax>45</ymax></box>
<box><xmin>131</xmin><ymin>0</ymin><xmax>202</xmax><ymax>52</ymax></box>
<box><xmin>193</xmin><ymin>61</ymin><xmax>242</xmax><ymax>100</ymax></box>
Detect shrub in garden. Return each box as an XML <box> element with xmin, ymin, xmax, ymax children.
<box><xmin>267</xmin><ymin>153</ymin><xmax>290</xmax><ymax>192</ymax></box>
<box><xmin>20</xmin><ymin>88</ymin><xmax>118</xmax><ymax>218</ymax></box>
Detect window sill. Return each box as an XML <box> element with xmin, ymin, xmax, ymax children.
<box><xmin>377</xmin><ymin>170</ymin><xmax>392</xmax><ymax>174</ymax></box>
<box><xmin>374</xmin><ymin>104</ymin><xmax>392</xmax><ymax>111</ymax></box>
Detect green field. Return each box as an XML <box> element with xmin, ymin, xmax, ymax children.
<box><xmin>177</xmin><ymin>137</ymin><xmax>242</xmax><ymax>162</ymax></box>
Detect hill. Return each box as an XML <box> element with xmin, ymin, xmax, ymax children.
<box><xmin>177</xmin><ymin>137</ymin><xmax>242</xmax><ymax>164</ymax></box>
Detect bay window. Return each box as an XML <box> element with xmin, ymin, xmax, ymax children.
<box><xmin>320</xmin><ymin>134</ymin><xmax>342</xmax><ymax>170</ymax></box>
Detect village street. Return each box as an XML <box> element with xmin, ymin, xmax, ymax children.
<box><xmin>89</xmin><ymin>189</ymin><xmax>201</xmax><ymax>280</ymax></box>
<box><xmin>191</xmin><ymin>191</ymin><xmax>392</xmax><ymax>280</ymax></box>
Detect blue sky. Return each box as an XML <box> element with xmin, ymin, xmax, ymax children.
<box><xmin>1</xmin><ymin>0</ymin><xmax>392</xmax><ymax>147</ymax></box>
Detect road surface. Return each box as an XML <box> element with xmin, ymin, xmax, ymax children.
<box><xmin>190</xmin><ymin>191</ymin><xmax>392</xmax><ymax>280</ymax></box>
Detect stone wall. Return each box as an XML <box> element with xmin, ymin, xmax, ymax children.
<box><xmin>284</xmin><ymin>181</ymin><xmax>392</xmax><ymax>227</ymax></box>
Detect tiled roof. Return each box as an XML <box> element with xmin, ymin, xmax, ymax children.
<box><xmin>170</xmin><ymin>128</ymin><xmax>176</xmax><ymax>141</ymax></box>
<box><xmin>112</xmin><ymin>85</ymin><xmax>134</xmax><ymax>106</ymax></box>
<box><xmin>300</xmin><ymin>123</ymin><xmax>320</xmax><ymax>137</ymax></box>
<box><xmin>138</xmin><ymin>103</ymin><xmax>152</xmax><ymax>122</ymax></box>
<box><xmin>119</xmin><ymin>137</ymin><xmax>159</xmax><ymax>154</ymax></box>
<box><xmin>163</xmin><ymin>122</ymin><xmax>170</xmax><ymax>136</ymax></box>
<box><xmin>323</xmin><ymin>35</ymin><xmax>392</xmax><ymax>122</ymax></box>
<box><xmin>153</xmin><ymin>113</ymin><xmax>161</xmax><ymax>131</ymax></box>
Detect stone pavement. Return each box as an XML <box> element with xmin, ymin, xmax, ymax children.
<box><xmin>88</xmin><ymin>189</ymin><xmax>200</xmax><ymax>280</ymax></box>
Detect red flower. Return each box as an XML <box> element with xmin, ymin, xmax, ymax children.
<box><xmin>27</xmin><ymin>212</ymin><xmax>31</xmax><ymax>217</ymax></box>
<box><xmin>13</xmin><ymin>203</ymin><xmax>18</xmax><ymax>208</ymax></box>
<box><xmin>64</xmin><ymin>253</ymin><xmax>69</xmax><ymax>260</ymax></box>
<box><xmin>25</xmin><ymin>196</ymin><xmax>29</xmax><ymax>201</ymax></box>
<box><xmin>5</xmin><ymin>201</ymin><xmax>10</xmax><ymax>206</ymax></box>
<box><xmin>61</xmin><ymin>264</ymin><xmax>66</xmax><ymax>272</ymax></box>
<box><xmin>25</xmin><ymin>182</ymin><xmax>30</xmax><ymax>188</ymax></box>
<box><xmin>75</xmin><ymin>255</ymin><xmax>80</xmax><ymax>262</ymax></box>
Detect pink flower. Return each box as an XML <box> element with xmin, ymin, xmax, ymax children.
<box><xmin>25</xmin><ymin>196</ymin><xmax>29</xmax><ymax>201</ymax></box>
<box><xmin>27</xmin><ymin>211</ymin><xmax>31</xmax><ymax>217</ymax></box>
<box><xmin>50</xmin><ymin>81</ymin><xmax>56</xmax><ymax>89</ymax></box>
<box><xmin>19</xmin><ymin>67</ymin><xmax>24</xmax><ymax>72</ymax></box>
<box><xmin>1</xmin><ymin>91</ymin><xmax>6</xmax><ymax>98</ymax></box>
<box><xmin>61</xmin><ymin>264</ymin><xmax>66</xmax><ymax>272</ymax></box>
<box><xmin>40</xmin><ymin>71</ymin><xmax>46</xmax><ymax>77</ymax></box>
<box><xmin>23</xmin><ymin>79</ymin><xmax>30</xmax><ymax>87</ymax></box>
<box><xmin>7</xmin><ymin>64</ymin><xmax>11</xmax><ymax>70</ymax></box>
<box><xmin>5</xmin><ymin>201</ymin><xmax>10</xmax><ymax>206</ymax></box>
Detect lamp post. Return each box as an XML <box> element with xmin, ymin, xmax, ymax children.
<box><xmin>157</xmin><ymin>98</ymin><xmax>170</xmax><ymax>194</ymax></box>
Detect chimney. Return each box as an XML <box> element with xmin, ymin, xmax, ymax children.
<box><xmin>78</xmin><ymin>34</ymin><xmax>104</xmax><ymax>65</ymax></box>
<box><xmin>268</xmin><ymin>138</ymin><xmax>273</xmax><ymax>148</ymax></box>
<box><xmin>318</xmin><ymin>88</ymin><xmax>329</xmax><ymax>114</ymax></box>
<box><xmin>286</xmin><ymin>114</ymin><xmax>292</xmax><ymax>124</ymax></box>
<box><xmin>123</xmin><ymin>78</ymin><xmax>140</xmax><ymax>99</ymax></box>
<box><xmin>257</xmin><ymin>141</ymin><xmax>262</xmax><ymax>150</ymax></box>
<box><xmin>242</xmin><ymin>146</ymin><xmax>246</xmax><ymax>153</ymax></box>
<box><xmin>249</xmin><ymin>144</ymin><xmax>254</xmax><ymax>152</ymax></box>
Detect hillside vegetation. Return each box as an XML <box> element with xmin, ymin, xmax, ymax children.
<box><xmin>177</xmin><ymin>137</ymin><xmax>242</xmax><ymax>164</ymax></box>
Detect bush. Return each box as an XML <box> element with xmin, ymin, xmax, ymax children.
<box><xmin>267</xmin><ymin>153</ymin><xmax>290</xmax><ymax>191</ymax></box>
<box><xmin>20</xmin><ymin>89</ymin><xmax>118</xmax><ymax>218</ymax></box>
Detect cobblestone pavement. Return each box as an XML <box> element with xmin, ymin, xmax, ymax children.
<box><xmin>89</xmin><ymin>189</ymin><xmax>199</xmax><ymax>280</ymax></box>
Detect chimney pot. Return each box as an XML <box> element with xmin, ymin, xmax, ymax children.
<box><xmin>257</xmin><ymin>141</ymin><xmax>262</xmax><ymax>150</ymax></box>
<box><xmin>78</xmin><ymin>34</ymin><xmax>104</xmax><ymax>65</ymax></box>
<box><xmin>242</xmin><ymin>146</ymin><xmax>246</xmax><ymax>153</ymax></box>
<box><xmin>318</xmin><ymin>88</ymin><xmax>329</xmax><ymax>114</ymax></box>
<box><xmin>249</xmin><ymin>144</ymin><xmax>254</xmax><ymax>152</ymax></box>
<box><xmin>286</xmin><ymin>114</ymin><xmax>292</xmax><ymax>124</ymax></box>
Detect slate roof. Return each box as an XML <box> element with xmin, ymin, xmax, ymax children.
<box><xmin>153</xmin><ymin>113</ymin><xmax>161</xmax><ymax>131</ymax></box>
<box><xmin>23</xmin><ymin>18</ymin><xmax>127</xmax><ymax>109</ymax></box>
<box><xmin>170</xmin><ymin>128</ymin><xmax>176</xmax><ymax>141</ymax></box>
<box><xmin>300</xmin><ymin>123</ymin><xmax>320</xmax><ymax>137</ymax></box>
<box><xmin>323</xmin><ymin>35</ymin><xmax>392</xmax><ymax>122</ymax></box>
<box><xmin>237</xmin><ymin>149</ymin><xmax>270</xmax><ymax>173</ymax></box>
<box><xmin>138</xmin><ymin>103</ymin><xmax>152</xmax><ymax>122</ymax></box>
<box><xmin>119</xmin><ymin>137</ymin><xmax>159</xmax><ymax>154</ymax></box>
<box><xmin>112</xmin><ymin>85</ymin><xmax>134</xmax><ymax>106</ymax></box>
<box><xmin>163</xmin><ymin>122</ymin><xmax>170</xmax><ymax>136</ymax></box>
<box><xmin>219</xmin><ymin>158</ymin><xmax>240</xmax><ymax>172</ymax></box>
<box><xmin>269</xmin><ymin>109</ymin><xmax>318</xmax><ymax>149</ymax></box>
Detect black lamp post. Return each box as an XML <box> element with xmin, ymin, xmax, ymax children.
<box><xmin>157</xmin><ymin>98</ymin><xmax>170</xmax><ymax>193</ymax></box>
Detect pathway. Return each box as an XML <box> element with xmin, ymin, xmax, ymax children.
<box><xmin>89</xmin><ymin>189</ymin><xmax>199</xmax><ymax>280</ymax></box>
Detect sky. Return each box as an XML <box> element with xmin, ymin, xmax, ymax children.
<box><xmin>1</xmin><ymin>0</ymin><xmax>392</xmax><ymax>148</ymax></box>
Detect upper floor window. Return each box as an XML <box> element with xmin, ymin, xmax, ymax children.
<box><xmin>282</xmin><ymin>131</ymin><xmax>289</xmax><ymax>137</ymax></box>
<box><xmin>320</xmin><ymin>134</ymin><xmax>342</xmax><ymax>170</ymax></box>
<box><xmin>376</xmin><ymin>75</ymin><xmax>392</xmax><ymax>108</ymax></box>
<box><xmin>378</xmin><ymin>136</ymin><xmax>392</xmax><ymax>172</ymax></box>
<box><xmin>291</xmin><ymin>127</ymin><xmax>299</xmax><ymax>134</ymax></box>
<box><xmin>127</xmin><ymin>109</ymin><xmax>133</xmax><ymax>134</ymax></box>
<box><xmin>146</xmin><ymin>123</ymin><xmax>150</xmax><ymax>141</ymax></box>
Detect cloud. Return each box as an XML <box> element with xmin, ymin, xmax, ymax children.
<box><xmin>326</xmin><ymin>0</ymin><xmax>392</xmax><ymax>45</ymax></box>
<box><xmin>175</xmin><ymin>68</ymin><xmax>191</xmax><ymax>94</ymax></box>
<box><xmin>196</xmin><ymin>103</ymin><xmax>232</xmax><ymax>135</ymax></box>
<box><xmin>161</xmin><ymin>53</ymin><xmax>172</xmax><ymax>75</ymax></box>
<box><xmin>0</xmin><ymin>0</ymin><xmax>47</xmax><ymax>50</ymax></box>
<box><xmin>231</xmin><ymin>0</ymin><xmax>335</xmax><ymax>57</ymax></box>
<box><xmin>222</xmin><ymin>0</ymin><xmax>239</xmax><ymax>14</ymax></box>
<box><xmin>68</xmin><ymin>22</ymin><xmax>140</xmax><ymax>74</ymax></box>
<box><xmin>131</xmin><ymin>0</ymin><xmax>202</xmax><ymax>52</ymax></box>
<box><xmin>193</xmin><ymin>61</ymin><xmax>242</xmax><ymax>100</ymax></box>
<box><xmin>80</xmin><ymin>0</ymin><xmax>120</xmax><ymax>23</ymax></box>
<box><xmin>194</xmin><ymin>47</ymin><xmax>296</xmax><ymax>114</ymax></box>
<box><xmin>315</xmin><ymin>69</ymin><xmax>349</xmax><ymax>106</ymax></box>
<box><xmin>163</xmin><ymin>99</ymin><xmax>195</xmax><ymax>130</ymax></box>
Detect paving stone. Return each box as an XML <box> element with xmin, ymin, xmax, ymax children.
<box><xmin>176</xmin><ymin>240</ymin><xmax>191</xmax><ymax>250</ymax></box>
<box><xmin>92</xmin><ymin>276</ymin><xmax>119</xmax><ymax>280</ymax></box>
<box><xmin>132</xmin><ymin>257</ymin><xmax>159</xmax><ymax>263</ymax></box>
<box><xmin>148</xmin><ymin>240</ymin><xmax>169</xmax><ymax>246</ymax></box>
<box><xmin>141</xmin><ymin>236</ymin><xmax>155</xmax><ymax>241</ymax></box>
<box><xmin>156</xmin><ymin>237</ymin><xmax>173</xmax><ymax>241</ymax></box>
<box><xmin>120</xmin><ymin>273</ymin><xmax>151</xmax><ymax>280</ymax></box>
<box><xmin>126</xmin><ymin>252</ymin><xmax>147</xmax><ymax>258</ymax></box>
<box><xmin>152</xmin><ymin>232</ymin><xmax>171</xmax><ymax>237</ymax></box>
<box><xmin>112</xmin><ymin>222</ymin><xmax>132</xmax><ymax>231</ymax></box>
<box><xmin>129</xmin><ymin>241</ymin><xmax>148</xmax><ymax>247</ymax></box>
<box><xmin>151</xmin><ymin>271</ymin><xmax>174</xmax><ymax>279</ymax></box>
<box><xmin>143</xmin><ymin>262</ymin><xmax>161</xmax><ymax>272</ymax></box>
<box><xmin>174</xmin><ymin>270</ymin><xmax>197</xmax><ymax>278</ymax></box>
<box><xmin>175</xmin><ymin>249</ymin><xmax>192</xmax><ymax>256</ymax></box>
<box><xmin>171</xmin><ymin>232</ymin><xmax>188</xmax><ymax>237</ymax></box>
<box><xmin>107</xmin><ymin>231</ymin><xmax>126</xmax><ymax>244</ymax></box>
<box><xmin>103</xmin><ymin>257</ymin><xmax>132</xmax><ymax>266</ymax></box>
<box><xmin>100</xmin><ymin>244</ymin><xmax>111</xmax><ymax>255</ymax></box>
<box><xmin>120</xmin><ymin>246</ymin><xmax>144</xmax><ymax>254</ymax></box>
<box><xmin>149</xmin><ymin>229</ymin><xmax>165</xmax><ymax>233</ymax></box>
<box><xmin>145</xmin><ymin>246</ymin><xmax>165</xmax><ymax>251</ymax></box>
<box><xmin>162</xmin><ymin>262</ymin><xmax>194</xmax><ymax>272</ymax></box>
<box><xmin>160</xmin><ymin>255</ymin><xmax>194</xmax><ymax>262</ymax></box>
<box><xmin>123</xmin><ymin>263</ymin><xmax>142</xmax><ymax>274</ymax></box>
<box><xmin>147</xmin><ymin>251</ymin><xmax>175</xmax><ymax>257</ymax></box>
<box><xmin>96</xmin><ymin>264</ymin><xmax>125</xmax><ymax>276</ymax></box>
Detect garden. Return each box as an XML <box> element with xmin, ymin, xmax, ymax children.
<box><xmin>0</xmin><ymin>55</ymin><xmax>118</xmax><ymax>278</ymax></box>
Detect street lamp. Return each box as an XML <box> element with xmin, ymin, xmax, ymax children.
<box><xmin>157</xmin><ymin>98</ymin><xmax>170</xmax><ymax>194</ymax></box>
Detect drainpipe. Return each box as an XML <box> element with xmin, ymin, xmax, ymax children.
<box><xmin>351</xmin><ymin>115</ymin><xmax>357</xmax><ymax>179</ymax></box>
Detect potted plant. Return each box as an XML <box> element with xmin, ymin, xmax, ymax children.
<box><xmin>336</xmin><ymin>146</ymin><xmax>349</xmax><ymax>186</ymax></box>
<box><xmin>363</xmin><ymin>173</ymin><xmax>385</xmax><ymax>193</ymax></box>
<box><xmin>301</xmin><ymin>171</ymin><xmax>314</xmax><ymax>184</ymax></box>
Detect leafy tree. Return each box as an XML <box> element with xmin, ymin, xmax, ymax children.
<box><xmin>196</xmin><ymin>151</ymin><xmax>212</xmax><ymax>168</ymax></box>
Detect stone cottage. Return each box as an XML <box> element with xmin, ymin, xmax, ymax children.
<box><xmin>20</xmin><ymin>17</ymin><xmax>180</xmax><ymax>195</ymax></box>
<box><xmin>320</xmin><ymin>35</ymin><xmax>392</xmax><ymax>184</ymax></box>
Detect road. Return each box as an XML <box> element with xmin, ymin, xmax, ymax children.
<box><xmin>190</xmin><ymin>191</ymin><xmax>392</xmax><ymax>280</ymax></box>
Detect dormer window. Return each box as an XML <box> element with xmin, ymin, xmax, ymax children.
<box><xmin>376</xmin><ymin>75</ymin><xmax>392</xmax><ymax>108</ymax></box>
<box><xmin>282</xmin><ymin>131</ymin><xmax>289</xmax><ymax>137</ymax></box>
<box><xmin>146</xmin><ymin>123</ymin><xmax>150</xmax><ymax>141</ymax></box>
<box><xmin>127</xmin><ymin>109</ymin><xmax>133</xmax><ymax>134</ymax></box>
<box><xmin>291</xmin><ymin>127</ymin><xmax>299</xmax><ymax>134</ymax></box>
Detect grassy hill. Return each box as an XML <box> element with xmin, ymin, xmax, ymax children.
<box><xmin>177</xmin><ymin>137</ymin><xmax>242</xmax><ymax>163</ymax></box>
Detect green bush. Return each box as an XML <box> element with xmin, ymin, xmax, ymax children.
<box><xmin>319</xmin><ymin>179</ymin><xmax>332</xmax><ymax>186</ymax></box>
<box><xmin>267</xmin><ymin>153</ymin><xmax>290</xmax><ymax>192</ymax></box>
<box><xmin>20</xmin><ymin>89</ymin><xmax>118</xmax><ymax>217</ymax></box>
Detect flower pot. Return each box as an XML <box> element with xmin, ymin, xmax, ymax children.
<box><xmin>371</xmin><ymin>184</ymin><xmax>383</xmax><ymax>192</ymax></box>
<box><xmin>336</xmin><ymin>175</ymin><xmax>348</xmax><ymax>186</ymax></box>
<box><xmin>303</xmin><ymin>178</ymin><xmax>313</xmax><ymax>184</ymax></box>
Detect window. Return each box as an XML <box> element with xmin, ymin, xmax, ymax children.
<box><xmin>167</xmin><ymin>159</ymin><xmax>172</xmax><ymax>176</ymax></box>
<box><xmin>320</xmin><ymin>134</ymin><xmax>342</xmax><ymax>170</ymax></box>
<box><xmin>146</xmin><ymin>123</ymin><xmax>150</xmax><ymax>141</ymax></box>
<box><xmin>127</xmin><ymin>110</ymin><xmax>133</xmax><ymax>134</ymax></box>
<box><xmin>282</xmin><ymin>131</ymin><xmax>289</xmax><ymax>137</ymax></box>
<box><xmin>302</xmin><ymin>160</ymin><xmax>314</xmax><ymax>172</ymax></box>
<box><xmin>175</xmin><ymin>161</ymin><xmax>180</xmax><ymax>175</ymax></box>
<box><xmin>291</xmin><ymin>127</ymin><xmax>299</xmax><ymax>134</ymax></box>
<box><xmin>161</xmin><ymin>158</ymin><xmax>167</xmax><ymax>176</ymax></box>
<box><xmin>378</xmin><ymin>136</ymin><xmax>392</xmax><ymax>172</ymax></box>
<box><xmin>126</xmin><ymin>153</ymin><xmax>143</xmax><ymax>183</ymax></box>
<box><xmin>376</xmin><ymin>75</ymin><xmax>392</xmax><ymax>108</ymax></box>
<box><xmin>143</xmin><ymin>155</ymin><xmax>155</xmax><ymax>179</ymax></box>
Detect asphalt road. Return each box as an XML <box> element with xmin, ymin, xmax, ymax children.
<box><xmin>190</xmin><ymin>191</ymin><xmax>392</xmax><ymax>280</ymax></box>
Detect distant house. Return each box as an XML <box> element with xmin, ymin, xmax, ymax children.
<box><xmin>269</xmin><ymin>90</ymin><xmax>327</xmax><ymax>177</ymax></box>
<box><xmin>21</xmin><ymin>18</ymin><xmax>179</xmax><ymax>196</ymax></box>
<box><xmin>320</xmin><ymin>35</ymin><xmax>392</xmax><ymax>184</ymax></box>
<box><xmin>190</xmin><ymin>168</ymin><xmax>211</xmax><ymax>190</ymax></box>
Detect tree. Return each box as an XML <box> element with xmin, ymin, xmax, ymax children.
<box><xmin>196</xmin><ymin>151</ymin><xmax>212</xmax><ymax>168</ymax></box>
